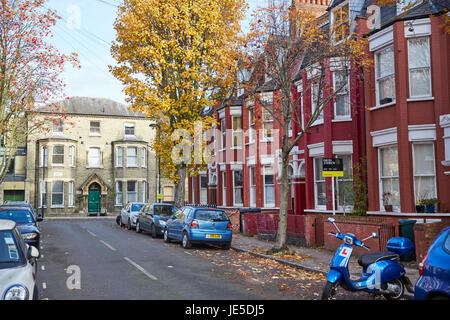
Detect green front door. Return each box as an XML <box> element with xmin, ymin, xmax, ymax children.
<box><xmin>88</xmin><ymin>191</ymin><xmax>101</xmax><ymax>213</ymax></box>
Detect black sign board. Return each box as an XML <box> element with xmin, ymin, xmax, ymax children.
<box><xmin>322</xmin><ymin>158</ymin><xmax>344</xmax><ymax>177</ymax></box>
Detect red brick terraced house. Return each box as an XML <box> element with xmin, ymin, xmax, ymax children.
<box><xmin>360</xmin><ymin>0</ymin><xmax>450</xmax><ymax>217</ymax></box>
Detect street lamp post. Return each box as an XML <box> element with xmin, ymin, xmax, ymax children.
<box><xmin>149</xmin><ymin>123</ymin><xmax>161</xmax><ymax>203</ymax></box>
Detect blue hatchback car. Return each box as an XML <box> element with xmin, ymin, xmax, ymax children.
<box><xmin>163</xmin><ymin>206</ymin><xmax>232</xmax><ymax>249</ymax></box>
<box><xmin>415</xmin><ymin>226</ymin><xmax>450</xmax><ymax>300</ymax></box>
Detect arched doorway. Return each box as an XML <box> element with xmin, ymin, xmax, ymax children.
<box><xmin>88</xmin><ymin>182</ymin><xmax>101</xmax><ymax>214</ymax></box>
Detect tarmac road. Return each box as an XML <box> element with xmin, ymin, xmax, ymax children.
<box><xmin>35</xmin><ymin>218</ymin><xmax>300</xmax><ymax>300</ymax></box>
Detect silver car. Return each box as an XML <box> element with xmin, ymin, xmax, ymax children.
<box><xmin>119</xmin><ymin>202</ymin><xmax>145</xmax><ymax>230</ymax></box>
<box><xmin>0</xmin><ymin>219</ymin><xmax>39</xmax><ymax>300</ymax></box>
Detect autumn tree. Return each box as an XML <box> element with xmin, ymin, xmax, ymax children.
<box><xmin>244</xmin><ymin>0</ymin><xmax>368</xmax><ymax>250</ymax></box>
<box><xmin>0</xmin><ymin>0</ymin><xmax>78</xmax><ymax>183</ymax></box>
<box><xmin>111</xmin><ymin>0</ymin><xmax>247</xmax><ymax>207</ymax></box>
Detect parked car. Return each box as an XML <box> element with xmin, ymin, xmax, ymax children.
<box><xmin>119</xmin><ymin>202</ymin><xmax>145</xmax><ymax>230</ymax></box>
<box><xmin>1</xmin><ymin>202</ymin><xmax>40</xmax><ymax>220</ymax></box>
<box><xmin>0</xmin><ymin>219</ymin><xmax>39</xmax><ymax>300</ymax></box>
<box><xmin>415</xmin><ymin>226</ymin><xmax>450</xmax><ymax>300</ymax></box>
<box><xmin>163</xmin><ymin>206</ymin><xmax>232</xmax><ymax>249</ymax></box>
<box><xmin>0</xmin><ymin>207</ymin><xmax>42</xmax><ymax>249</ymax></box>
<box><xmin>136</xmin><ymin>203</ymin><xmax>179</xmax><ymax>237</ymax></box>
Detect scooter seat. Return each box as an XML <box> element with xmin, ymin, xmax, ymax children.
<box><xmin>358</xmin><ymin>251</ymin><xmax>399</xmax><ymax>268</ymax></box>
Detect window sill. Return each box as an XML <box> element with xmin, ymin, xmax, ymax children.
<box><xmin>369</xmin><ymin>101</ymin><xmax>396</xmax><ymax>111</ymax></box>
<box><xmin>89</xmin><ymin>133</ymin><xmax>102</xmax><ymax>137</ymax></box>
<box><xmin>51</xmin><ymin>206</ymin><xmax>65</xmax><ymax>209</ymax></box>
<box><xmin>86</xmin><ymin>166</ymin><xmax>104</xmax><ymax>169</ymax></box>
<box><xmin>407</xmin><ymin>96</ymin><xmax>434</xmax><ymax>102</ymax></box>
<box><xmin>332</xmin><ymin>118</ymin><xmax>352</xmax><ymax>123</ymax></box>
<box><xmin>51</xmin><ymin>164</ymin><xmax>65</xmax><ymax>167</ymax></box>
<box><xmin>260</xmin><ymin>138</ymin><xmax>274</xmax><ymax>143</ymax></box>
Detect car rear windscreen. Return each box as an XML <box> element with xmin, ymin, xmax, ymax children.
<box><xmin>194</xmin><ymin>210</ymin><xmax>229</xmax><ymax>221</ymax></box>
<box><xmin>153</xmin><ymin>205</ymin><xmax>177</xmax><ymax>216</ymax></box>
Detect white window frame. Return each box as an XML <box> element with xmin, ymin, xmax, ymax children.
<box><xmin>335</xmin><ymin>155</ymin><xmax>353</xmax><ymax>210</ymax></box>
<box><xmin>116</xmin><ymin>147</ymin><xmax>123</xmax><ymax>167</ymax></box>
<box><xmin>311</xmin><ymin>79</ymin><xmax>324</xmax><ymax>125</ymax></box>
<box><xmin>68</xmin><ymin>181</ymin><xmax>74</xmax><ymax>207</ymax></box>
<box><xmin>141</xmin><ymin>147</ymin><xmax>147</xmax><ymax>168</ymax></box>
<box><xmin>407</xmin><ymin>36</ymin><xmax>432</xmax><ymax>99</ymax></box>
<box><xmin>200</xmin><ymin>174</ymin><xmax>208</xmax><ymax>204</ymax></box>
<box><xmin>221</xmin><ymin>118</ymin><xmax>226</xmax><ymax>150</ymax></box>
<box><xmin>222</xmin><ymin>171</ymin><xmax>227</xmax><ymax>206</ymax></box>
<box><xmin>333</xmin><ymin>70</ymin><xmax>351</xmax><ymax>120</ymax></box>
<box><xmin>89</xmin><ymin>121</ymin><xmax>101</xmax><ymax>136</ymax></box>
<box><xmin>51</xmin><ymin>181</ymin><xmax>64</xmax><ymax>208</ymax></box>
<box><xmin>124</xmin><ymin>123</ymin><xmax>136</xmax><ymax>136</ymax></box>
<box><xmin>141</xmin><ymin>181</ymin><xmax>146</xmax><ymax>202</ymax></box>
<box><xmin>126</xmin><ymin>147</ymin><xmax>138</xmax><ymax>167</ymax></box>
<box><xmin>263</xmin><ymin>166</ymin><xmax>275</xmax><ymax>208</ymax></box>
<box><xmin>331</xmin><ymin>0</ymin><xmax>350</xmax><ymax>44</ymax></box>
<box><xmin>375</xmin><ymin>45</ymin><xmax>396</xmax><ymax>107</ymax></box>
<box><xmin>248</xmin><ymin>107</ymin><xmax>255</xmax><ymax>144</ymax></box>
<box><xmin>52</xmin><ymin>145</ymin><xmax>65</xmax><ymax>166</ymax></box>
<box><xmin>249</xmin><ymin>166</ymin><xmax>256</xmax><ymax>207</ymax></box>
<box><xmin>314</xmin><ymin>157</ymin><xmax>326</xmax><ymax>209</ymax></box>
<box><xmin>378</xmin><ymin>145</ymin><xmax>400</xmax><ymax>211</ymax></box>
<box><xmin>52</xmin><ymin>119</ymin><xmax>64</xmax><ymax>135</ymax></box>
<box><xmin>261</xmin><ymin>92</ymin><xmax>274</xmax><ymax>142</ymax></box>
<box><xmin>40</xmin><ymin>145</ymin><xmax>48</xmax><ymax>167</ymax></box>
<box><xmin>233</xmin><ymin>170</ymin><xmax>244</xmax><ymax>206</ymax></box>
<box><xmin>126</xmin><ymin>180</ymin><xmax>138</xmax><ymax>203</ymax></box>
<box><xmin>68</xmin><ymin>145</ymin><xmax>75</xmax><ymax>167</ymax></box>
<box><xmin>116</xmin><ymin>181</ymin><xmax>123</xmax><ymax>206</ymax></box>
<box><xmin>232</xmin><ymin>116</ymin><xmax>243</xmax><ymax>149</ymax></box>
<box><xmin>40</xmin><ymin>180</ymin><xmax>46</xmax><ymax>208</ymax></box>
<box><xmin>88</xmin><ymin>147</ymin><xmax>101</xmax><ymax>168</ymax></box>
<box><xmin>412</xmin><ymin>143</ymin><xmax>437</xmax><ymax>203</ymax></box>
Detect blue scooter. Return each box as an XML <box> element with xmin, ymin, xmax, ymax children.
<box><xmin>322</xmin><ymin>217</ymin><xmax>415</xmax><ymax>300</ymax></box>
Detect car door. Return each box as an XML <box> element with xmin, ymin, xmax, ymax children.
<box><xmin>170</xmin><ymin>208</ymin><xmax>187</xmax><ymax>240</ymax></box>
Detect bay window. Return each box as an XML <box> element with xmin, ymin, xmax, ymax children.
<box><xmin>334</xmin><ymin>71</ymin><xmax>350</xmax><ymax>119</ymax></box>
<box><xmin>232</xmin><ymin>116</ymin><xmax>242</xmax><ymax>148</ymax></box>
<box><xmin>413</xmin><ymin>143</ymin><xmax>436</xmax><ymax>202</ymax></box>
<box><xmin>263</xmin><ymin>166</ymin><xmax>275</xmax><ymax>207</ymax></box>
<box><xmin>222</xmin><ymin>171</ymin><xmax>227</xmax><ymax>206</ymax></box>
<box><xmin>127</xmin><ymin>147</ymin><xmax>138</xmax><ymax>167</ymax></box>
<box><xmin>314</xmin><ymin>158</ymin><xmax>326</xmax><ymax>208</ymax></box>
<box><xmin>52</xmin><ymin>145</ymin><xmax>64</xmax><ymax>165</ymax></box>
<box><xmin>200</xmin><ymin>174</ymin><xmax>208</xmax><ymax>204</ymax></box>
<box><xmin>408</xmin><ymin>37</ymin><xmax>431</xmax><ymax>98</ymax></box>
<box><xmin>311</xmin><ymin>80</ymin><xmax>324</xmax><ymax>123</ymax></box>
<box><xmin>233</xmin><ymin>170</ymin><xmax>243</xmax><ymax>206</ymax></box>
<box><xmin>51</xmin><ymin>181</ymin><xmax>64</xmax><ymax>207</ymax></box>
<box><xmin>379</xmin><ymin>146</ymin><xmax>400</xmax><ymax>209</ymax></box>
<box><xmin>116</xmin><ymin>147</ymin><xmax>123</xmax><ymax>167</ymax></box>
<box><xmin>249</xmin><ymin>167</ymin><xmax>256</xmax><ymax>207</ymax></box>
<box><xmin>336</xmin><ymin>155</ymin><xmax>353</xmax><ymax>208</ymax></box>
<box><xmin>126</xmin><ymin>181</ymin><xmax>137</xmax><ymax>203</ymax></box>
<box><xmin>375</xmin><ymin>46</ymin><xmax>396</xmax><ymax>105</ymax></box>
<box><xmin>116</xmin><ymin>181</ymin><xmax>123</xmax><ymax>205</ymax></box>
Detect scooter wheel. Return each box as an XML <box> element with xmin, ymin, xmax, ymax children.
<box><xmin>321</xmin><ymin>281</ymin><xmax>338</xmax><ymax>300</ymax></box>
<box><xmin>383</xmin><ymin>279</ymin><xmax>404</xmax><ymax>300</ymax></box>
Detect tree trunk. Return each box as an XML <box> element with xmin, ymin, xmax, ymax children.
<box><xmin>174</xmin><ymin>163</ymin><xmax>187</xmax><ymax>208</ymax></box>
<box><xmin>275</xmin><ymin>148</ymin><xmax>290</xmax><ymax>250</ymax></box>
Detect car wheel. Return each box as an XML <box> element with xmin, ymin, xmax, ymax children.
<box><xmin>119</xmin><ymin>216</ymin><xmax>124</xmax><ymax>228</ymax></box>
<box><xmin>151</xmin><ymin>224</ymin><xmax>157</xmax><ymax>238</ymax></box>
<box><xmin>182</xmin><ymin>232</ymin><xmax>191</xmax><ymax>249</ymax></box>
<box><xmin>136</xmin><ymin>221</ymin><xmax>142</xmax><ymax>233</ymax></box>
<box><xmin>116</xmin><ymin>216</ymin><xmax>120</xmax><ymax>225</ymax></box>
<box><xmin>222</xmin><ymin>242</ymin><xmax>231</xmax><ymax>250</ymax></box>
<box><xmin>163</xmin><ymin>229</ymin><xmax>171</xmax><ymax>243</ymax></box>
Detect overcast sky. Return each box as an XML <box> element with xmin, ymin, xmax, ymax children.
<box><xmin>45</xmin><ymin>0</ymin><xmax>264</xmax><ymax>105</ymax></box>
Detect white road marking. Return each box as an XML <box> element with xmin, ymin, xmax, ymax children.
<box><xmin>124</xmin><ymin>257</ymin><xmax>158</xmax><ymax>281</ymax></box>
<box><xmin>99</xmin><ymin>240</ymin><xmax>116</xmax><ymax>251</ymax></box>
<box><xmin>42</xmin><ymin>282</ymin><xmax>47</xmax><ymax>290</ymax></box>
<box><xmin>40</xmin><ymin>254</ymin><xmax>44</xmax><ymax>258</ymax></box>
<box><xmin>86</xmin><ymin>230</ymin><xmax>97</xmax><ymax>237</ymax></box>
<box><xmin>41</xmin><ymin>265</ymin><xmax>45</xmax><ymax>271</ymax></box>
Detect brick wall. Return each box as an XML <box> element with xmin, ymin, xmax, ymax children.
<box><xmin>414</xmin><ymin>222</ymin><xmax>450</xmax><ymax>263</ymax></box>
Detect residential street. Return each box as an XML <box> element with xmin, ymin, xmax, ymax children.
<box><xmin>35</xmin><ymin>217</ymin><xmax>385</xmax><ymax>300</ymax></box>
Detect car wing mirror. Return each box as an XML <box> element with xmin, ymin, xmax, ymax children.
<box><xmin>27</xmin><ymin>246</ymin><xmax>39</xmax><ymax>260</ymax></box>
<box><xmin>36</xmin><ymin>217</ymin><xmax>43</xmax><ymax>222</ymax></box>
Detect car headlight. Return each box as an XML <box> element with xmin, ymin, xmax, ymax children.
<box><xmin>159</xmin><ymin>220</ymin><xmax>166</xmax><ymax>226</ymax></box>
<box><xmin>22</xmin><ymin>232</ymin><xmax>38</xmax><ymax>240</ymax></box>
<box><xmin>3</xmin><ymin>284</ymin><xmax>29</xmax><ymax>300</ymax></box>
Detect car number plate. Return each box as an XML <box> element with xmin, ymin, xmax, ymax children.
<box><xmin>206</xmin><ymin>234</ymin><xmax>221</xmax><ymax>239</ymax></box>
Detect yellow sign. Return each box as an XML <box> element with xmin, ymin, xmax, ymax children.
<box><xmin>157</xmin><ymin>193</ymin><xmax>164</xmax><ymax>200</ymax></box>
<box><xmin>322</xmin><ymin>171</ymin><xmax>344</xmax><ymax>177</ymax></box>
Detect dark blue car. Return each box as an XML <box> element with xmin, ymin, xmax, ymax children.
<box><xmin>163</xmin><ymin>206</ymin><xmax>232</xmax><ymax>249</ymax></box>
<box><xmin>415</xmin><ymin>226</ymin><xmax>450</xmax><ymax>300</ymax></box>
<box><xmin>136</xmin><ymin>203</ymin><xmax>179</xmax><ymax>237</ymax></box>
<box><xmin>0</xmin><ymin>207</ymin><xmax>42</xmax><ymax>250</ymax></box>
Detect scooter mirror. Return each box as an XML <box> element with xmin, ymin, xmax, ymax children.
<box><xmin>372</xmin><ymin>233</ymin><xmax>379</xmax><ymax>238</ymax></box>
<box><xmin>328</xmin><ymin>218</ymin><xmax>335</xmax><ymax>223</ymax></box>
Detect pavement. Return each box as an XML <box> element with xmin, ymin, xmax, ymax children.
<box><xmin>230</xmin><ymin>232</ymin><xmax>419</xmax><ymax>297</ymax></box>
